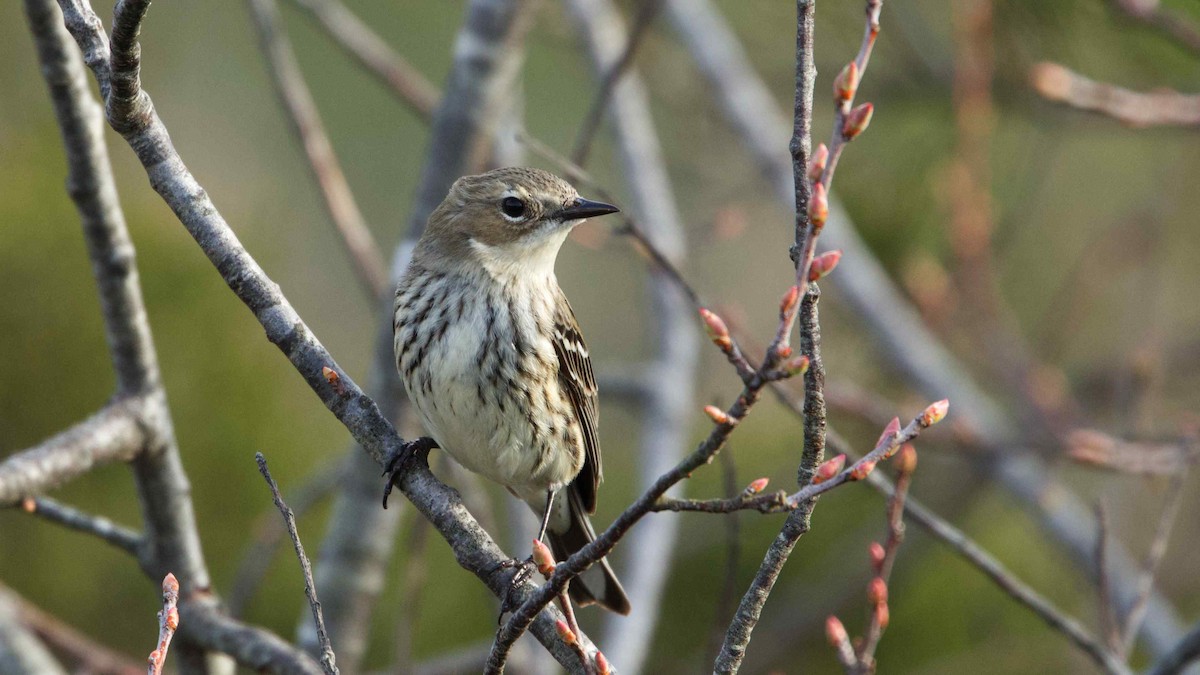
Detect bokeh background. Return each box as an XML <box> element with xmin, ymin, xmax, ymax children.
<box><xmin>2</xmin><ymin>0</ymin><xmax>1200</xmax><ymax>673</ymax></box>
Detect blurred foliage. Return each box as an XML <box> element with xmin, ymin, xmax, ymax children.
<box><xmin>2</xmin><ymin>0</ymin><xmax>1200</xmax><ymax>673</ymax></box>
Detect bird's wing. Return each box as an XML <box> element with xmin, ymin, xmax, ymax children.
<box><xmin>552</xmin><ymin>293</ymin><xmax>601</xmax><ymax>514</ymax></box>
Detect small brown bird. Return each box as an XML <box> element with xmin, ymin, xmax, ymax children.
<box><xmin>390</xmin><ymin>167</ymin><xmax>629</xmax><ymax>614</ymax></box>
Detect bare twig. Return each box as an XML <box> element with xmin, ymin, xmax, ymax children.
<box><xmin>1120</xmin><ymin>472</ymin><xmax>1188</xmax><ymax>657</ymax></box>
<box><xmin>0</xmin><ymin>582</ymin><xmax>142</xmax><ymax>675</ymax></box>
<box><xmin>23</xmin><ymin>497</ymin><xmax>142</xmax><ymax>556</ymax></box>
<box><xmin>228</xmin><ymin>458</ymin><xmax>343</xmax><ymax>618</ymax></box>
<box><xmin>1031</xmin><ymin>62</ymin><xmax>1200</xmax><ymax>128</ymax></box>
<box><xmin>147</xmin><ymin>573</ymin><xmax>179</xmax><ymax>675</ymax></box>
<box><xmin>256</xmin><ymin>454</ymin><xmax>338</xmax><ymax>675</ymax></box>
<box><xmin>1105</xmin><ymin>0</ymin><xmax>1200</xmax><ymax>57</ymax></box>
<box><xmin>247</xmin><ymin>0</ymin><xmax>388</xmax><ymax>299</ymax></box>
<box><xmin>0</xmin><ymin>588</ymin><xmax>67</xmax><ymax>675</ymax></box>
<box><xmin>1147</xmin><ymin>622</ymin><xmax>1200</xmax><ymax>675</ymax></box>
<box><xmin>1096</xmin><ymin>503</ymin><xmax>1122</xmax><ymax>655</ymax></box>
<box><xmin>1067</xmin><ymin>429</ymin><xmax>1198</xmax><ymax>475</ymax></box>
<box><xmin>667</xmin><ymin>0</ymin><xmax>1189</xmax><ymax>654</ymax></box>
<box><xmin>569</xmin><ymin>0</ymin><xmax>663</xmax><ymax>165</ymax></box>
<box><xmin>287</xmin><ymin>0</ymin><xmax>440</xmax><ymax>118</ymax></box>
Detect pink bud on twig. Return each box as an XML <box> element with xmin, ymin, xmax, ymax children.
<box><xmin>595</xmin><ymin>651</ymin><xmax>611</xmax><ymax>675</ymax></box>
<box><xmin>897</xmin><ymin>444</ymin><xmax>918</xmax><ymax>474</ymax></box>
<box><xmin>555</xmin><ymin>619</ymin><xmax>578</xmax><ymax>646</ymax></box>
<box><xmin>843</xmin><ymin>102</ymin><xmax>874</xmax><ymax>139</ymax></box>
<box><xmin>699</xmin><ymin>308</ymin><xmax>732</xmax><ymax>351</ymax></box>
<box><xmin>833</xmin><ymin>61</ymin><xmax>859</xmax><ymax>102</ymax></box>
<box><xmin>868</xmin><ymin>577</ymin><xmax>888</xmax><ymax>605</ymax></box>
<box><xmin>825</xmin><ymin>615</ymin><xmax>849</xmax><ymax>647</ymax></box>
<box><xmin>808</xmin><ymin>250</ymin><xmax>843</xmax><ymax>282</ymax></box>
<box><xmin>532</xmin><ymin>539</ymin><xmax>556</xmax><ymax>576</ymax></box>
<box><xmin>808</xmin><ymin>143</ymin><xmax>829</xmax><ymax>182</ymax></box>
<box><xmin>850</xmin><ymin>459</ymin><xmax>876</xmax><ymax>481</ymax></box>
<box><xmin>875</xmin><ymin>601</ymin><xmax>890</xmax><ymax>630</ymax></box>
<box><xmin>784</xmin><ymin>356</ymin><xmax>811</xmax><ymax>378</ymax></box>
<box><xmin>812</xmin><ymin>454</ymin><xmax>846</xmax><ymax>484</ymax></box>
<box><xmin>704</xmin><ymin>405</ymin><xmax>730</xmax><ymax>426</ymax></box>
<box><xmin>877</xmin><ymin>417</ymin><xmax>902</xmax><ymax>448</ymax></box>
<box><xmin>869</xmin><ymin>542</ymin><xmax>886</xmax><ymax>573</ymax></box>
<box><xmin>809</xmin><ymin>183</ymin><xmax>829</xmax><ymax>230</ymax></box>
<box><xmin>920</xmin><ymin>399</ymin><xmax>949</xmax><ymax>427</ymax></box>
<box><xmin>745</xmin><ymin>477</ymin><xmax>770</xmax><ymax>495</ymax></box>
<box><xmin>779</xmin><ymin>285</ymin><xmax>801</xmax><ymax>318</ymax></box>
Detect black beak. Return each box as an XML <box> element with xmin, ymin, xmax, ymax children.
<box><xmin>558</xmin><ymin>197</ymin><xmax>620</xmax><ymax>221</ymax></box>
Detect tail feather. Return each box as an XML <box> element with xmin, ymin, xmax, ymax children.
<box><xmin>547</xmin><ymin>488</ymin><xmax>630</xmax><ymax>615</ymax></box>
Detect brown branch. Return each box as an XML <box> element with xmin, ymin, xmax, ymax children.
<box><xmin>569</xmin><ymin>0</ymin><xmax>663</xmax><ymax>165</ymax></box>
<box><xmin>247</xmin><ymin>0</ymin><xmax>388</xmax><ymax>299</ymax></box>
<box><xmin>0</xmin><ymin>582</ymin><xmax>141</xmax><ymax>675</ymax></box>
<box><xmin>1031</xmin><ymin>62</ymin><xmax>1200</xmax><ymax>128</ymax></box>
<box><xmin>287</xmin><ymin>0</ymin><xmax>440</xmax><ymax>119</ymax></box>
<box><xmin>256</xmin><ymin>454</ymin><xmax>338</xmax><ymax>675</ymax></box>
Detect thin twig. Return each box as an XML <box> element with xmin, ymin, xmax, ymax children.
<box><xmin>569</xmin><ymin>0</ymin><xmax>663</xmax><ymax>165</ymax></box>
<box><xmin>1120</xmin><ymin>471</ymin><xmax>1189</xmax><ymax>657</ymax></box>
<box><xmin>146</xmin><ymin>573</ymin><xmax>179</xmax><ymax>675</ymax></box>
<box><xmin>1095</xmin><ymin>503</ymin><xmax>1122</xmax><ymax>655</ymax></box>
<box><xmin>1146</xmin><ymin>622</ymin><xmax>1200</xmax><ymax>675</ymax></box>
<box><xmin>1031</xmin><ymin>62</ymin><xmax>1200</xmax><ymax>128</ymax></box>
<box><xmin>23</xmin><ymin>497</ymin><xmax>142</xmax><ymax>556</ymax></box>
<box><xmin>0</xmin><ymin>582</ymin><xmax>141</xmax><ymax>675</ymax></box>
<box><xmin>256</xmin><ymin>453</ymin><xmax>338</xmax><ymax>675</ymax></box>
<box><xmin>1105</xmin><ymin>0</ymin><xmax>1200</xmax><ymax>57</ymax></box>
<box><xmin>287</xmin><ymin>0</ymin><xmax>440</xmax><ymax>118</ymax></box>
<box><xmin>247</xmin><ymin>0</ymin><xmax>388</xmax><ymax>299</ymax></box>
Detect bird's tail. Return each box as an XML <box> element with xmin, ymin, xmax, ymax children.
<box><xmin>547</xmin><ymin>487</ymin><xmax>631</xmax><ymax>615</ymax></box>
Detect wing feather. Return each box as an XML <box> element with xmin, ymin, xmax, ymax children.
<box><xmin>551</xmin><ymin>294</ymin><xmax>601</xmax><ymax>513</ymax></box>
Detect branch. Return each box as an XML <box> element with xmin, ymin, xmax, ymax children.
<box><xmin>0</xmin><ymin>399</ymin><xmax>144</xmax><ymax>506</ymax></box>
<box><xmin>0</xmin><ymin>582</ymin><xmax>141</xmax><ymax>675</ymax></box>
<box><xmin>666</xmin><ymin>0</ymin><xmax>1191</xmax><ymax>654</ymax></box>
<box><xmin>48</xmin><ymin>1</ymin><xmax>596</xmax><ymax>670</ymax></box>
<box><xmin>1031</xmin><ymin>62</ymin><xmax>1200</xmax><ymax>128</ymax></box>
<box><xmin>22</xmin><ymin>497</ymin><xmax>142</xmax><ymax>556</ymax></box>
<box><xmin>0</xmin><ymin>588</ymin><xmax>67</xmax><ymax>675</ymax></box>
<box><xmin>147</xmin><ymin>573</ymin><xmax>179</xmax><ymax>675</ymax></box>
<box><xmin>177</xmin><ymin>597</ymin><xmax>322</xmax><ymax>674</ymax></box>
<box><xmin>287</xmin><ymin>0</ymin><xmax>440</xmax><ymax>118</ymax></box>
<box><xmin>256</xmin><ymin>454</ymin><xmax>338</xmax><ymax>675</ymax></box>
<box><xmin>1120</xmin><ymin>471</ymin><xmax>1188</xmax><ymax>657</ymax></box>
<box><xmin>1147</xmin><ymin>622</ymin><xmax>1200</xmax><ymax>675</ymax></box>
<box><xmin>1105</xmin><ymin>0</ymin><xmax>1200</xmax><ymax>57</ymax></box>
<box><xmin>247</xmin><ymin>0</ymin><xmax>388</xmax><ymax>299</ymax></box>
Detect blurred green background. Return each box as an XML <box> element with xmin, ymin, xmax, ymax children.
<box><xmin>2</xmin><ymin>0</ymin><xmax>1199</xmax><ymax>673</ymax></box>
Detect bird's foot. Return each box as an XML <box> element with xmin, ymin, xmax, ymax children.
<box><xmin>488</xmin><ymin>555</ymin><xmax>538</xmax><ymax>620</ymax></box>
<box><xmin>381</xmin><ymin>436</ymin><xmax>438</xmax><ymax>509</ymax></box>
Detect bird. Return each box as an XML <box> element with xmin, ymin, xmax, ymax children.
<box><xmin>388</xmin><ymin>166</ymin><xmax>630</xmax><ymax>615</ymax></box>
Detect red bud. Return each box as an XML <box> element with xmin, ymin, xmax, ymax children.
<box><xmin>850</xmin><ymin>459</ymin><xmax>876</xmax><ymax>481</ymax></box>
<box><xmin>595</xmin><ymin>651</ymin><xmax>611</xmax><ymax>675</ymax></box>
<box><xmin>532</xmin><ymin>539</ymin><xmax>556</xmax><ymax>576</ymax></box>
<box><xmin>780</xmin><ymin>285</ymin><xmax>801</xmax><ymax>317</ymax></box>
<box><xmin>704</xmin><ymin>405</ymin><xmax>730</xmax><ymax>425</ymax></box>
<box><xmin>784</xmin><ymin>355</ymin><xmax>811</xmax><ymax>377</ymax></box>
<box><xmin>869</xmin><ymin>542</ymin><xmax>886</xmax><ymax>572</ymax></box>
<box><xmin>875</xmin><ymin>601</ymin><xmax>890</xmax><ymax>630</ymax></box>
<box><xmin>812</xmin><ymin>454</ymin><xmax>846</xmax><ymax>484</ymax></box>
<box><xmin>165</xmin><ymin>607</ymin><xmax>179</xmax><ymax>631</ymax></box>
<box><xmin>897</xmin><ymin>445</ymin><xmax>918</xmax><ymax>474</ymax></box>
<box><xmin>867</xmin><ymin>577</ymin><xmax>888</xmax><ymax>605</ymax></box>
<box><xmin>809</xmin><ymin>144</ymin><xmax>829</xmax><ymax>182</ymax></box>
<box><xmin>825</xmin><ymin>615</ymin><xmax>849</xmax><ymax>646</ymax></box>
<box><xmin>833</xmin><ymin>61</ymin><xmax>860</xmax><ymax>102</ymax></box>
<box><xmin>555</xmin><ymin>619</ymin><xmax>578</xmax><ymax>645</ymax></box>
<box><xmin>809</xmin><ymin>182</ymin><xmax>829</xmax><ymax>230</ymax></box>
<box><xmin>877</xmin><ymin>417</ymin><xmax>902</xmax><ymax>449</ymax></box>
<box><xmin>699</xmin><ymin>308</ymin><xmax>732</xmax><ymax>351</ymax></box>
<box><xmin>746</xmin><ymin>477</ymin><xmax>770</xmax><ymax>494</ymax></box>
<box><xmin>920</xmin><ymin>399</ymin><xmax>949</xmax><ymax>427</ymax></box>
<box><xmin>20</xmin><ymin>497</ymin><xmax>35</xmax><ymax>513</ymax></box>
<box><xmin>843</xmin><ymin>102</ymin><xmax>874</xmax><ymax>139</ymax></box>
<box><xmin>808</xmin><ymin>250</ymin><xmax>843</xmax><ymax>282</ymax></box>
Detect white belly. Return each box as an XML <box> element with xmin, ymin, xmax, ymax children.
<box><xmin>394</xmin><ymin>270</ymin><xmax>583</xmax><ymax>495</ymax></box>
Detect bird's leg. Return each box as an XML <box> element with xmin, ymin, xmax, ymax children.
<box><xmin>494</xmin><ymin>489</ymin><xmax>559</xmax><ymax>617</ymax></box>
<box><xmin>381</xmin><ymin>436</ymin><xmax>439</xmax><ymax>509</ymax></box>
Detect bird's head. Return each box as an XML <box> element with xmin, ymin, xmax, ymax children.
<box><xmin>419</xmin><ymin>167</ymin><xmax>619</xmax><ymax>277</ymax></box>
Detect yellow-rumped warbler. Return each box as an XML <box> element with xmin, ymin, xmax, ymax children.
<box><xmin>389</xmin><ymin>167</ymin><xmax>629</xmax><ymax>614</ymax></box>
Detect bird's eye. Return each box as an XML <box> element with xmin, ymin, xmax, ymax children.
<box><xmin>500</xmin><ymin>196</ymin><xmax>526</xmax><ymax>219</ymax></box>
